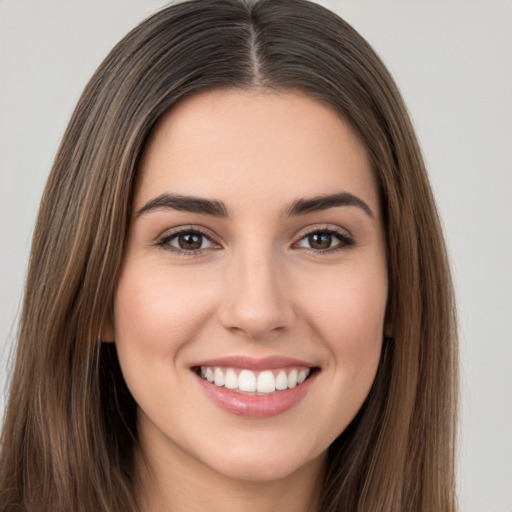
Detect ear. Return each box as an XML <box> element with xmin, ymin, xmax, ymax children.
<box><xmin>101</xmin><ymin>316</ymin><xmax>115</xmax><ymax>343</ymax></box>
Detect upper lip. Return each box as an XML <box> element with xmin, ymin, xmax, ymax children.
<box><xmin>191</xmin><ymin>355</ymin><xmax>318</xmax><ymax>371</ymax></box>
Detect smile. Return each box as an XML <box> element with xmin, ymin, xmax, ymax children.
<box><xmin>191</xmin><ymin>358</ymin><xmax>320</xmax><ymax>418</ymax></box>
<box><xmin>197</xmin><ymin>366</ymin><xmax>311</xmax><ymax>395</ymax></box>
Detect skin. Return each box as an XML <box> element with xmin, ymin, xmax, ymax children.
<box><xmin>107</xmin><ymin>89</ymin><xmax>389</xmax><ymax>512</ymax></box>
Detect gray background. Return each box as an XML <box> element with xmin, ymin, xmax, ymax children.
<box><xmin>1</xmin><ymin>1</ymin><xmax>511</xmax><ymax>510</ymax></box>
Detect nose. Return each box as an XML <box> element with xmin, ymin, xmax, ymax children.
<box><xmin>218</xmin><ymin>248</ymin><xmax>295</xmax><ymax>341</ymax></box>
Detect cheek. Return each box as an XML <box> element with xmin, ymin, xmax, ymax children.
<box><xmin>283</xmin><ymin>264</ymin><xmax>387</xmax><ymax>448</ymax></box>
<box><xmin>113</xmin><ymin>264</ymin><xmax>219</xmax><ymax>354</ymax></box>
<box><xmin>297</xmin><ymin>263</ymin><xmax>387</xmax><ymax>376</ymax></box>
<box><xmin>112</xmin><ymin>263</ymin><xmax>223</xmax><ymax>419</ymax></box>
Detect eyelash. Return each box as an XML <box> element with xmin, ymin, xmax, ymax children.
<box><xmin>157</xmin><ymin>227</ymin><xmax>217</xmax><ymax>256</ymax></box>
<box><xmin>294</xmin><ymin>227</ymin><xmax>354</xmax><ymax>253</ymax></box>
<box><xmin>156</xmin><ymin>226</ymin><xmax>354</xmax><ymax>256</ymax></box>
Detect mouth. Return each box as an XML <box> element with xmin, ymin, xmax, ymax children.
<box><xmin>190</xmin><ymin>355</ymin><xmax>321</xmax><ymax>417</ymax></box>
<box><xmin>192</xmin><ymin>365</ymin><xmax>320</xmax><ymax>395</ymax></box>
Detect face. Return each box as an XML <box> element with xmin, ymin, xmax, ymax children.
<box><xmin>110</xmin><ymin>89</ymin><xmax>388</xmax><ymax>484</ymax></box>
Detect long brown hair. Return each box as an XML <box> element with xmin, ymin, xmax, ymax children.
<box><xmin>0</xmin><ymin>1</ymin><xmax>457</xmax><ymax>510</ymax></box>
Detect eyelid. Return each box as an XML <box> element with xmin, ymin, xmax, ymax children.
<box><xmin>156</xmin><ymin>225</ymin><xmax>222</xmax><ymax>254</ymax></box>
<box><xmin>292</xmin><ymin>224</ymin><xmax>354</xmax><ymax>252</ymax></box>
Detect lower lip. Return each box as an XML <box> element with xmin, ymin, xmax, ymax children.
<box><xmin>194</xmin><ymin>371</ymin><xmax>318</xmax><ymax>418</ymax></box>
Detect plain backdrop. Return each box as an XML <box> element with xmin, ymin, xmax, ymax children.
<box><xmin>0</xmin><ymin>1</ymin><xmax>511</xmax><ymax>510</ymax></box>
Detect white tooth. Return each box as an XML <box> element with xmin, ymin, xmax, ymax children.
<box><xmin>297</xmin><ymin>368</ymin><xmax>309</xmax><ymax>384</ymax></box>
<box><xmin>238</xmin><ymin>369</ymin><xmax>257</xmax><ymax>392</ymax></box>
<box><xmin>200</xmin><ymin>366</ymin><xmax>206</xmax><ymax>378</ymax></box>
<box><xmin>225</xmin><ymin>368</ymin><xmax>238</xmax><ymax>389</ymax></box>
<box><xmin>275</xmin><ymin>370</ymin><xmax>288</xmax><ymax>390</ymax></box>
<box><xmin>213</xmin><ymin>367</ymin><xmax>225</xmax><ymax>386</ymax></box>
<box><xmin>205</xmin><ymin>367</ymin><xmax>214</xmax><ymax>383</ymax></box>
<box><xmin>257</xmin><ymin>370</ymin><xmax>276</xmax><ymax>393</ymax></box>
<box><xmin>287</xmin><ymin>368</ymin><xmax>298</xmax><ymax>388</ymax></box>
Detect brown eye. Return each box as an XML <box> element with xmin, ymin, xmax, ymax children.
<box><xmin>160</xmin><ymin>230</ymin><xmax>216</xmax><ymax>252</ymax></box>
<box><xmin>308</xmin><ymin>233</ymin><xmax>332</xmax><ymax>250</ymax></box>
<box><xmin>177</xmin><ymin>233</ymin><xmax>203</xmax><ymax>250</ymax></box>
<box><xmin>296</xmin><ymin>229</ymin><xmax>353</xmax><ymax>252</ymax></box>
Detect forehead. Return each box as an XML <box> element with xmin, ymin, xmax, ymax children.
<box><xmin>136</xmin><ymin>88</ymin><xmax>379</xmax><ymax>215</ymax></box>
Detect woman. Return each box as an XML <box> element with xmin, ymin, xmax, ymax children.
<box><xmin>0</xmin><ymin>0</ymin><xmax>458</xmax><ymax>510</ymax></box>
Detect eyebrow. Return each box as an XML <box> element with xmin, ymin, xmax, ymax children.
<box><xmin>136</xmin><ymin>191</ymin><xmax>373</xmax><ymax>219</ymax></box>
<box><xmin>137</xmin><ymin>193</ymin><xmax>228</xmax><ymax>217</ymax></box>
<box><xmin>286</xmin><ymin>192</ymin><xmax>374</xmax><ymax>218</ymax></box>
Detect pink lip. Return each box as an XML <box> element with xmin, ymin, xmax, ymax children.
<box><xmin>191</xmin><ymin>355</ymin><xmax>316</xmax><ymax>371</ymax></box>
<box><xmin>191</xmin><ymin>356</ymin><xmax>319</xmax><ymax>418</ymax></box>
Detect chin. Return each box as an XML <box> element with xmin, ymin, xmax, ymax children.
<box><xmin>199</xmin><ymin>436</ymin><xmax>325</xmax><ymax>483</ymax></box>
